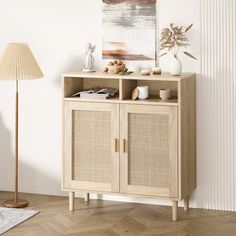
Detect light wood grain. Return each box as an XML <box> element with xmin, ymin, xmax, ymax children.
<box><xmin>172</xmin><ymin>200</ymin><xmax>178</xmax><ymax>221</ymax></box>
<box><xmin>63</xmin><ymin>76</ymin><xmax>83</xmax><ymax>97</ymax></box>
<box><xmin>178</xmin><ymin>74</ymin><xmax>196</xmax><ymax>199</ymax></box>
<box><xmin>85</xmin><ymin>193</ymin><xmax>89</xmax><ymax>202</ymax></box>
<box><xmin>83</xmin><ymin>77</ymin><xmax>119</xmax><ymax>91</ymax></box>
<box><xmin>111</xmin><ymin>103</ymin><xmax>120</xmax><ymax>193</ymax></box>
<box><xmin>63</xmin><ymin>96</ymin><xmax>178</xmax><ymax>106</ymax></box>
<box><xmin>184</xmin><ymin>196</ymin><xmax>189</xmax><ymax>211</ymax></box>
<box><xmin>62</xmin><ymin>102</ymin><xmax>73</xmax><ymax>190</ymax></box>
<box><xmin>1</xmin><ymin>192</ymin><xmax>235</xmax><ymax>236</ymax></box>
<box><xmin>120</xmin><ymin>79</ymin><xmax>137</xmax><ymax>100</ymax></box>
<box><xmin>62</xmin><ymin>72</ymin><xmax>196</xmax><ymax>222</ymax></box>
<box><xmin>124</xmin><ymin>185</ymin><xmax>170</xmax><ymax>197</ymax></box>
<box><xmin>62</xmin><ymin>71</ymin><xmax>194</xmax><ymax>81</ymax></box>
<box><xmin>169</xmin><ymin>106</ymin><xmax>178</xmax><ymax>198</ymax></box>
<box><xmin>69</xmin><ymin>192</ymin><xmax>74</xmax><ymax>211</ymax></box>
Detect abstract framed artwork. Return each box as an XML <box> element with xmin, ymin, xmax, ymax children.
<box><xmin>102</xmin><ymin>0</ymin><xmax>157</xmax><ymax>69</ymax></box>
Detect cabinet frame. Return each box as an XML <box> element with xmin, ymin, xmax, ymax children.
<box><xmin>61</xmin><ymin>72</ymin><xmax>196</xmax><ymax>221</ymax></box>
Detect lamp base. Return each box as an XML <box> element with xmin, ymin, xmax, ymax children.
<box><xmin>3</xmin><ymin>199</ymin><xmax>28</xmax><ymax>208</ymax></box>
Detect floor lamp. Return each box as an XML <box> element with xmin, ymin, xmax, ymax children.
<box><xmin>0</xmin><ymin>43</ymin><xmax>43</xmax><ymax>208</ymax></box>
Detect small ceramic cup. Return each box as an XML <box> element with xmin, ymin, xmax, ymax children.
<box><xmin>152</xmin><ymin>67</ymin><xmax>162</xmax><ymax>75</ymax></box>
<box><xmin>160</xmin><ymin>89</ymin><xmax>171</xmax><ymax>100</ymax></box>
<box><xmin>141</xmin><ymin>69</ymin><xmax>151</xmax><ymax>76</ymax></box>
<box><xmin>137</xmin><ymin>86</ymin><xmax>149</xmax><ymax>100</ymax></box>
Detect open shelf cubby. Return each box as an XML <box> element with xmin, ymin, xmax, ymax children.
<box><xmin>62</xmin><ymin>72</ymin><xmax>195</xmax><ymax>105</ymax></box>
<box><xmin>120</xmin><ymin>79</ymin><xmax>178</xmax><ymax>105</ymax></box>
<box><xmin>63</xmin><ymin>76</ymin><xmax>119</xmax><ymax>99</ymax></box>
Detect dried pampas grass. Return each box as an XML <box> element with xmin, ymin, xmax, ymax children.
<box><xmin>160</xmin><ymin>23</ymin><xmax>197</xmax><ymax>60</ymax></box>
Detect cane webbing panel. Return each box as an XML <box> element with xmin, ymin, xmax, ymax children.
<box><xmin>128</xmin><ymin>113</ymin><xmax>170</xmax><ymax>188</ymax></box>
<box><xmin>72</xmin><ymin>110</ymin><xmax>111</xmax><ymax>183</ymax></box>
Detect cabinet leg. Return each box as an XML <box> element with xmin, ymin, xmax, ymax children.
<box><xmin>85</xmin><ymin>193</ymin><xmax>90</xmax><ymax>202</ymax></box>
<box><xmin>172</xmin><ymin>200</ymin><xmax>178</xmax><ymax>222</ymax></box>
<box><xmin>69</xmin><ymin>192</ymin><xmax>75</xmax><ymax>211</ymax></box>
<box><xmin>184</xmin><ymin>196</ymin><xmax>189</xmax><ymax>211</ymax></box>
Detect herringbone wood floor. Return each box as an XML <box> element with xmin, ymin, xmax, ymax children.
<box><xmin>0</xmin><ymin>191</ymin><xmax>236</xmax><ymax>236</ymax></box>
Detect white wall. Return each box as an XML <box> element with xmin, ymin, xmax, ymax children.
<box><xmin>0</xmin><ymin>0</ymin><xmax>235</xmax><ymax>211</ymax></box>
<box><xmin>0</xmin><ymin>0</ymin><xmax>104</xmax><ymax>196</ymax></box>
<box><xmin>198</xmin><ymin>0</ymin><xmax>236</xmax><ymax>211</ymax></box>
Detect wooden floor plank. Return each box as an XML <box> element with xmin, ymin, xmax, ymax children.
<box><xmin>0</xmin><ymin>191</ymin><xmax>236</xmax><ymax>236</ymax></box>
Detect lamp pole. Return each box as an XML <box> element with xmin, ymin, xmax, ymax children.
<box><xmin>15</xmin><ymin>80</ymin><xmax>19</xmax><ymax>203</ymax></box>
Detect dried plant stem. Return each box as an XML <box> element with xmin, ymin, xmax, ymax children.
<box><xmin>160</xmin><ymin>23</ymin><xmax>197</xmax><ymax>60</ymax></box>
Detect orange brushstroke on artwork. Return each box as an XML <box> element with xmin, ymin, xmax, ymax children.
<box><xmin>102</xmin><ymin>50</ymin><xmax>154</xmax><ymax>61</ymax></box>
<box><xmin>108</xmin><ymin>42</ymin><xmax>127</xmax><ymax>46</ymax></box>
<box><xmin>103</xmin><ymin>49</ymin><xmax>129</xmax><ymax>55</ymax></box>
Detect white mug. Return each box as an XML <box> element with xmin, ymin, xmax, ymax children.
<box><xmin>137</xmin><ymin>86</ymin><xmax>149</xmax><ymax>100</ymax></box>
<box><xmin>160</xmin><ymin>89</ymin><xmax>171</xmax><ymax>100</ymax></box>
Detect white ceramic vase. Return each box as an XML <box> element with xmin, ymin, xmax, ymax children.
<box><xmin>170</xmin><ymin>55</ymin><xmax>182</xmax><ymax>76</ymax></box>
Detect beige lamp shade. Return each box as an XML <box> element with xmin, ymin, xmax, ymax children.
<box><xmin>0</xmin><ymin>43</ymin><xmax>43</xmax><ymax>80</ymax></box>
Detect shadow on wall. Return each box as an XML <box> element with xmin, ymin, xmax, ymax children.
<box><xmin>0</xmin><ymin>114</ymin><xmax>14</xmax><ymax>192</ymax></box>
<box><xmin>53</xmin><ymin>56</ymin><xmax>84</xmax><ymax>87</ymax></box>
<box><xmin>19</xmin><ymin>160</ymin><xmax>65</xmax><ymax>197</ymax></box>
<box><xmin>0</xmin><ymin>113</ymin><xmax>65</xmax><ymax>197</ymax></box>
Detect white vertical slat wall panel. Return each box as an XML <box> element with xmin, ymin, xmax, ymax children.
<box><xmin>199</xmin><ymin>0</ymin><xmax>236</xmax><ymax>211</ymax></box>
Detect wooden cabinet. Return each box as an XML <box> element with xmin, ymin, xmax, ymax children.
<box><xmin>62</xmin><ymin>72</ymin><xmax>196</xmax><ymax>221</ymax></box>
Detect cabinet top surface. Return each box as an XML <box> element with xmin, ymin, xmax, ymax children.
<box><xmin>62</xmin><ymin>71</ymin><xmax>196</xmax><ymax>81</ymax></box>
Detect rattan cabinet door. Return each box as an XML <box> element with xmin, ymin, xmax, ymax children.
<box><xmin>120</xmin><ymin>104</ymin><xmax>178</xmax><ymax>198</ymax></box>
<box><xmin>63</xmin><ymin>101</ymin><xmax>119</xmax><ymax>193</ymax></box>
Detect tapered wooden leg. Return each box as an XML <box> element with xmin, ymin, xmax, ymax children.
<box><xmin>172</xmin><ymin>200</ymin><xmax>178</xmax><ymax>221</ymax></box>
<box><xmin>184</xmin><ymin>196</ymin><xmax>189</xmax><ymax>211</ymax></box>
<box><xmin>69</xmin><ymin>192</ymin><xmax>75</xmax><ymax>211</ymax></box>
<box><xmin>85</xmin><ymin>193</ymin><xmax>90</xmax><ymax>202</ymax></box>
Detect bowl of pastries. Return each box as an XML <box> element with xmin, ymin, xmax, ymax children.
<box><xmin>104</xmin><ymin>60</ymin><xmax>126</xmax><ymax>74</ymax></box>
